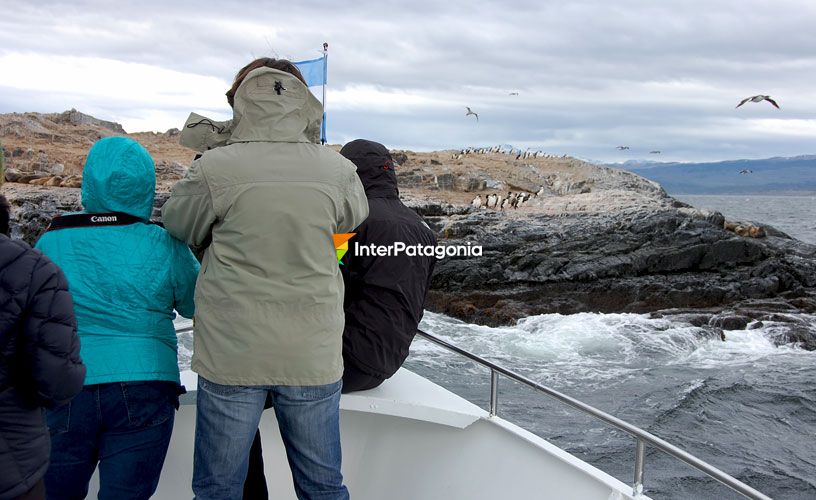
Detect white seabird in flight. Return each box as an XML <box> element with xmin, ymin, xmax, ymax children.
<box><xmin>736</xmin><ymin>95</ymin><xmax>780</xmax><ymax>109</ymax></box>
<box><xmin>465</xmin><ymin>107</ymin><xmax>479</xmax><ymax>121</ymax></box>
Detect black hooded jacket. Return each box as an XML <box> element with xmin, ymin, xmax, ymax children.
<box><xmin>0</xmin><ymin>236</ymin><xmax>85</xmax><ymax>499</ymax></box>
<box><xmin>339</xmin><ymin>140</ymin><xmax>437</xmax><ymax>379</ymax></box>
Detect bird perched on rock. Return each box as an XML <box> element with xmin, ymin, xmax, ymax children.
<box><xmin>736</xmin><ymin>95</ymin><xmax>780</xmax><ymax>109</ymax></box>
<box><xmin>471</xmin><ymin>194</ymin><xmax>483</xmax><ymax>208</ymax></box>
<box><xmin>465</xmin><ymin>107</ymin><xmax>479</xmax><ymax>121</ymax></box>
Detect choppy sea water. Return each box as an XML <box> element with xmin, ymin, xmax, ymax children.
<box><xmin>406</xmin><ymin>312</ymin><xmax>816</xmax><ymax>499</ymax></box>
<box><xmin>403</xmin><ymin>195</ymin><xmax>816</xmax><ymax>499</ymax></box>
<box><xmin>176</xmin><ymin>194</ymin><xmax>816</xmax><ymax>499</ymax></box>
<box><xmin>678</xmin><ymin>194</ymin><xmax>816</xmax><ymax>245</ymax></box>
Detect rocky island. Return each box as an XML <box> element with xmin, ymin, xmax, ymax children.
<box><xmin>2</xmin><ymin>110</ymin><xmax>815</xmax><ymax>349</ymax></box>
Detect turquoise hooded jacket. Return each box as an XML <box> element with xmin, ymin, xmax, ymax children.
<box><xmin>36</xmin><ymin>137</ymin><xmax>199</xmax><ymax>385</ymax></box>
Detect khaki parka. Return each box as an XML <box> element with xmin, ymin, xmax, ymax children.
<box><xmin>162</xmin><ymin>67</ymin><xmax>368</xmax><ymax>385</ymax></box>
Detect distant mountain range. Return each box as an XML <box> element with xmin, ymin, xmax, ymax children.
<box><xmin>613</xmin><ymin>155</ymin><xmax>816</xmax><ymax>194</ymax></box>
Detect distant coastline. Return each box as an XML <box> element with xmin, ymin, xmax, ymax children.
<box><xmin>615</xmin><ymin>155</ymin><xmax>816</xmax><ymax>195</ymax></box>
<box><xmin>674</xmin><ymin>191</ymin><xmax>816</xmax><ymax>196</ymax></box>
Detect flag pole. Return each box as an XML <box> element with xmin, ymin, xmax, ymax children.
<box><xmin>321</xmin><ymin>42</ymin><xmax>328</xmax><ymax>145</ymax></box>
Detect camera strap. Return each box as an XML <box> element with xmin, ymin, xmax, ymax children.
<box><xmin>45</xmin><ymin>212</ymin><xmax>163</xmax><ymax>232</ymax></box>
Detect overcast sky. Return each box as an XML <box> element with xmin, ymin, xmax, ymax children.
<box><xmin>1</xmin><ymin>0</ymin><xmax>815</xmax><ymax>162</ymax></box>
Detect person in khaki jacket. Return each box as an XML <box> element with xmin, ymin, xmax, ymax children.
<box><xmin>162</xmin><ymin>58</ymin><xmax>368</xmax><ymax>500</ymax></box>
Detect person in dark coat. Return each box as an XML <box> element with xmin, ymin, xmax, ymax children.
<box><xmin>338</xmin><ymin>139</ymin><xmax>437</xmax><ymax>392</ymax></box>
<box><xmin>0</xmin><ymin>195</ymin><xmax>85</xmax><ymax>500</ymax></box>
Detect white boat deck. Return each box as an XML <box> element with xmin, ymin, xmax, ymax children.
<box><xmin>89</xmin><ymin>369</ymin><xmax>641</xmax><ymax>499</ymax></box>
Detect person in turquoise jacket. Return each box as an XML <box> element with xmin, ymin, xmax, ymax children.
<box><xmin>35</xmin><ymin>136</ymin><xmax>199</xmax><ymax>500</ymax></box>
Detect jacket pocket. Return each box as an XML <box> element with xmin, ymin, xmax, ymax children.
<box><xmin>120</xmin><ymin>382</ymin><xmax>175</xmax><ymax>428</ymax></box>
<box><xmin>47</xmin><ymin>402</ymin><xmax>71</xmax><ymax>435</ymax></box>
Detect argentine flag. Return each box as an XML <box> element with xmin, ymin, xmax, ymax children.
<box><xmin>294</xmin><ymin>56</ymin><xmax>327</xmax><ymax>87</ymax></box>
<box><xmin>294</xmin><ymin>55</ymin><xmax>328</xmax><ymax>143</ymax></box>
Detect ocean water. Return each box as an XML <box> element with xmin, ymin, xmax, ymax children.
<box><xmin>402</xmin><ymin>195</ymin><xmax>816</xmax><ymax>499</ymax></box>
<box><xmin>678</xmin><ymin>194</ymin><xmax>816</xmax><ymax>245</ymax></box>
<box><xmin>406</xmin><ymin>312</ymin><xmax>816</xmax><ymax>499</ymax></box>
<box><xmin>175</xmin><ymin>195</ymin><xmax>816</xmax><ymax>499</ymax></box>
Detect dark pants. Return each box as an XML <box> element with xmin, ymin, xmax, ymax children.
<box><xmin>242</xmin><ymin>363</ymin><xmax>385</xmax><ymax>499</ymax></box>
<box><xmin>341</xmin><ymin>362</ymin><xmax>386</xmax><ymax>394</ymax></box>
<box><xmin>242</xmin><ymin>431</ymin><xmax>269</xmax><ymax>500</ymax></box>
<box><xmin>13</xmin><ymin>479</ymin><xmax>45</xmax><ymax>500</ymax></box>
<box><xmin>44</xmin><ymin>382</ymin><xmax>177</xmax><ymax>500</ymax></box>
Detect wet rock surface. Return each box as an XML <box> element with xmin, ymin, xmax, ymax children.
<box><xmin>419</xmin><ymin>203</ymin><xmax>816</xmax><ymax>338</ymax></box>
<box><xmin>7</xmin><ymin>183</ymin><xmax>816</xmax><ymax>352</ymax></box>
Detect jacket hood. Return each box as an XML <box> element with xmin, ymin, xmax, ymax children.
<box><xmin>340</xmin><ymin>139</ymin><xmax>399</xmax><ymax>198</ymax></box>
<box><xmin>81</xmin><ymin>137</ymin><xmax>155</xmax><ymax>220</ymax></box>
<box><xmin>229</xmin><ymin>67</ymin><xmax>323</xmax><ymax>144</ymax></box>
<box><xmin>179</xmin><ymin>112</ymin><xmax>233</xmax><ymax>152</ymax></box>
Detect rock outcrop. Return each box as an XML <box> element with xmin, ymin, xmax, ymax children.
<box><xmin>418</xmin><ymin>198</ymin><xmax>816</xmax><ymax>327</ymax></box>
<box><xmin>1</xmin><ymin>109</ymin><xmax>196</xmax><ymax>190</ymax></box>
<box><xmin>2</xmin><ymin>110</ymin><xmax>814</xmax><ymax>349</ymax></box>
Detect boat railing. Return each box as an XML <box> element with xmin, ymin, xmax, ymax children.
<box><xmin>414</xmin><ymin>328</ymin><xmax>772</xmax><ymax>500</ymax></box>
<box><xmin>175</xmin><ymin>324</ymin><xmax>770</xmax><ymax>499</ymax></box>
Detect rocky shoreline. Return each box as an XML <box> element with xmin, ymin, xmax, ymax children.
<box><xmin>5</xmin><ymin>182</ymin><xmax>815</xmax><ymax>350</ymax></box>
<box><xmin>413</xmin><ymin>197</ymin><xmax>816</xmax><ymax>333</ymax></box>
<box><xmin>2</xmin><ymin>109</ymin><xmax>815</xmax><ymax>350</ymax></box>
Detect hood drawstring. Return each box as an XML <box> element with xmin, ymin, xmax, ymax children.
<box><xmin>186</xmin><ymin>118</ymin><xmax>226</xmax><ymax>134</ymax></box>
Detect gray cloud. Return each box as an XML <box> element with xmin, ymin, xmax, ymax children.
<box><xmin>1</xmin><ymin>0</ymin><xmax>814</xmax><ymax>161</ymax></box>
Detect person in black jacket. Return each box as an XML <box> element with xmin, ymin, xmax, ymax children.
<box><xmin>0</xmin><ymin>195</ymin><xmax>85</xmax><ymax>500</ymax></box>
<box><xmin>338</xmin><ymin>139</ymin><xmax>437</xmax><ymax>392</ymax></box>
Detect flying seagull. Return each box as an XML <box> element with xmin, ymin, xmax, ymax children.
<box><xmin>509</xmin><ymin>92</ymin><xmax>519</xmax><ymax>96</ymax></box>
<box><xmin>616</xmin><ymin>146</ymin><xmax>630</xmax><ymax>150</ymax></box>
<box><xmin>736</xmin><ymin>95</ymin><xmax>780</xmax><ymax>109</ymax></box>
<box><xmin>649</xmin><ymin>150</ymin><xmax>661</xmax><ymax>154</ymax></box>
<box><xmin>465</xmin><ymin>107</ymin><xmax>479</xmax><ymax>121</ymax></box>
<box><xmin>739</xmin><ymin>169</ymin><xmax>753</xmax><ymax>174</ymax></box>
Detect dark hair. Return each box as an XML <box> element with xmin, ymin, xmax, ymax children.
<box><xmin>226</xmin><ymin>57</ymin><xmax>307</xmax><ymax>107</ymax></box>
<box><xmin>0</xmin><ymin>194</ymin><xmax>10</xmax><ymax>236</ymax></box>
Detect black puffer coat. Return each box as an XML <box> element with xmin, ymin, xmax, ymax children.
<box><xmin>339</xmin><ymin>140</ymin><xmax>437</xmax><ymax>379</ymax></box>
<box><xmin>0</xmin><ymin>235</ymin><xmax>85</xmax><ymax>499</ymax></box>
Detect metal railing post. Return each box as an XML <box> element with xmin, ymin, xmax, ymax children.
<box><xmin>412</xmin><ymin>329</ymin><xmax>772</xmax><ymax>500</ymax></box>
<box><xmin>489</xmin><ymin>369</ymin><xmax>499</xmax><ymax>416</ymax></box>
<box><xmin>633</xmin><ymin>438</ymin><xmax>645</xmax><ymax>497</ymax></box>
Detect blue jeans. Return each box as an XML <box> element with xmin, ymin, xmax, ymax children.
<box><xmin>44</xmin><ymin>381</ymin><xmax>177</xmax><ymax>500</ymax></box>
<box><xmin>193</xmin><ymin>376</ymin><xmax>348</xmax><ymax>500</ymax></box>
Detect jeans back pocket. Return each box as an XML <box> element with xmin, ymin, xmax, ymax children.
<box><xmin>120</xmin><ymin>382</ymin><xmax>176</xmax><ymax>428</ymax></box>
<box><xmin>47</xmin><ymin>402</ymin><xmax>71</xmax><ymax>435</ymax></box>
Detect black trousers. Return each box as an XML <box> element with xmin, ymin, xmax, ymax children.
<box><xmin>341</xmin><ymin>362</ymin><xmax>386</xmax><ymax>393</ymax></box>
<box><xmin>242</xmin><ymin>430</ymin><xmax>268</xmax><ymax>500</ymax></box>
<box><xmin>13</xmin><ymin>479</ymin><xmax>45</xmax><ymax>500</ymax></box>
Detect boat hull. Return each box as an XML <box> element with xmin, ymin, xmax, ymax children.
<box><xmin>87</xmin><ymin>369</ymin><xmax>639</xmax><ymax>499</ymax></box>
